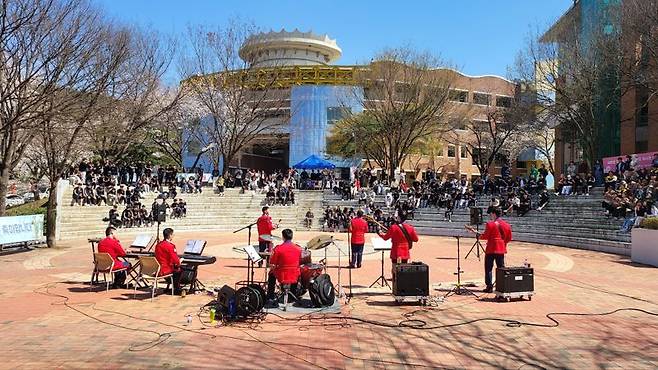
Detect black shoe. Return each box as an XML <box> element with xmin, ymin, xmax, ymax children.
<box><xmin>482</xmin><ymin>286</ymin><xmax>493</xmax><ymax>293</ymax></box>
<box><xmin>174</xmin><ymin>289</ymin><xmax>183</xmax><ymax>295</ymax></box>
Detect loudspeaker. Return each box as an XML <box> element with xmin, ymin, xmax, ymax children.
<box><xmin>393</xmin><ymin>262</ymin><xmax>429</xmax><ymax>296</ymax></box>
<box><xmin>495</xmin><ymin>267</ymin><xmax>534</xmax><ymax>293</ymax></box>
<box><xmin>470</xmin><ymin>207</ymin><xmax>483</xmax><ymax>225</ymax></box>
<box><xmin>152</xmin><ymin>202</ymin><xmax>167</xmax><ymax>223</ymax></box>
<box><xmin>216</xmin><ymin>285</ymin><xmax>236</xmax><ymax>310</ymax></box>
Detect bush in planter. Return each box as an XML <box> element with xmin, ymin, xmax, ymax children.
<box><xmin>640</xmin><ymin>217</ymin><xmax>658</xmax><ymax>230</ymax></box>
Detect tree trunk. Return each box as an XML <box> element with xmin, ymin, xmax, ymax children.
<box><xmin>45</xmin><ymin>182</ymin><xmax>58</xmax><ymax>248</ymax></box>
<box><xmin>0</xmin><ymin>166</ymin><xmax>9</xmax><ymax>216</ymax></box>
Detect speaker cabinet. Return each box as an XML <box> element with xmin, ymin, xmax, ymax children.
<box><xmin>495</xmin><ymin>267</ymin><xmax>534</xmax><ymax>293</ymax></box>
<box><xmin>393</xmin><ymin>262</ymin><xmax>429</xmax><ymax>296</ymax></box>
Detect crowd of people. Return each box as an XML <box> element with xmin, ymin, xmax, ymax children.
<box><xmin>600</xmin><ymin>154</ymin><xmax>658</xmax><ymax>232</ymax></box>
<box><xmin>104</xmin><ymin>196</ymin><xmax>187</xmax><ymax>229</ymax></box>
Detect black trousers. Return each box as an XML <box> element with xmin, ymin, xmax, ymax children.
<box><xmin>165</xmin><ymin>270</ymin><xmax>182</xmax><ymax>292</ymax></box>
<box><xmin>351</xmin><ymin>244</ymin><xmax>364</xmax><ymax>267</ymax></box>
<box><xmin>258</xmin><ymin>240</ymin><xmax>270</xmax><ymax>267</ymax></box>
<box><xmin>267</xmin><ymin>273</ymin><xmax>299</xmax><ymax>300</ymax></box>
<box><xmin>484</xmin><ymin>253</ymin><xmax>505</xmax><ymax>288</ymax></box>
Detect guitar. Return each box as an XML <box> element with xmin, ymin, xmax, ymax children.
<box><xmin>364</xmin><ymin>215</ymin><xmax>389</xmax><ymax>232</ymax></box>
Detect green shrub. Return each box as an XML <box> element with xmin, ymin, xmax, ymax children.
<box><xmin>6</xmin><ymin>199</ymin><xmax>47</xmax><ymax>217</ymax></box>
<box><xmin>640</xmin><ymin>217</ymin><xmax>658</xmax><ymax>230</ymax></box>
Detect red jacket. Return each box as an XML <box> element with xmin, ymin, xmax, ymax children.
<box><xmin>97</xmin><ymin>237</ymin><xmax>126</xmax><ymax>270</ymax></box>
<box><xmin>270</xmin><ymin>241</ymin><xmax>301</xmax><ymax>284</ymax></box>
<box><xmin>154</xmin><ymin>240</ymin><xmax>181</xmax><ymax>276</ymax></box>
<box><xmin>380</xmin><ymin>223</ymin><xmax>419</xmax><ymax>261</ymax></box>
<box><xmin>349</xmin><ymin>217</ymin><xmax>369</xmax><ymax>244</ymax></box>
<box><xmin>257</xmin><ymin>215</ymin><xmax>274</xmax><ymax>242</ymax></box>
<box><xmin>481</xmin><ymin>218</ymin><xmax>512</xmax><ymax>254</ymax></box>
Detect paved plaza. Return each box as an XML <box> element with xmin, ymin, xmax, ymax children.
<box><xmin>1</xmin><ymin>231</ymin><xmax>657</xmax><ymax>369</ymax></box>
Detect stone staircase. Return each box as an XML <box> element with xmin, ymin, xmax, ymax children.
<box><xmin>320</xmin><ymin>188</ymin><xmax>631</xmax><ymax>256</ymax></box>
<box><xmin>57</xmin><ymin>185</ymin><xmax>632</xmax><ymax>256</ymax></box>
<box><xmin>57</xmin><ymin>187</ymin><xmax>327</xmax><ymax>240</ymax></box>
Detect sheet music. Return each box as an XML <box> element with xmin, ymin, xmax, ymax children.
<box><xmin>371</xmin><ymin>236</ymin><xmax>392</xmax><ymax>251</ymax></box>
<box><xmin>184</xmin><ymin>240</ymin><xmax>206</xmax><ymax>255</ymax></box>
<box><xmin>243</xmin><ymin>245</ymin><xmax>262</xmax><ymax>263</ymax></box>
<box><xmin>131</xmin><ymin>234</ymin><xmax>152</xmax><ymax>248</ymax></box>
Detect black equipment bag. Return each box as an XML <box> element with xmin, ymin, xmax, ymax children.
<box><xmin>179</xmin><ymin>265</ymin><xmax>197</xmax><ymax>285</ymax></box>
<box><xmin>308</xmin><ymin>274</ymin><xmax>335</xmax><ymax>307</ymax></box>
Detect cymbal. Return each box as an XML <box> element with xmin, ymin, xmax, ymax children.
<box><xmin>306</xmin><ymin>234</ymin><xmax>334</xmax><ymax>250</ymax></box>
<box><xmin>259</xmin><ymin>234</ymin><xmax>281</xmax><ymax>242</ymax></box>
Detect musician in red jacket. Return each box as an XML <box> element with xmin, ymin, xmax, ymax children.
<box><xmin>465</xmin><ymin>207</ymin><xmax>513</xmax><ymax>293</ymax></box>
<box><xmin>257</xmin><ymin>206</ymin><xmax>277</xmax><ymax>267</ymax></box>
<box><xmin>155</xmin><ymin>228</ymin><xmax>182</xmax><ymax>294</ymax></box>
<box><xmin>379</xmin><ymin>213</ymin><xmax>419</xmax><ymax>273</ymax></box>
<box><xmin>266</xmin><ymin>229</ymin><xmax>302</xmax><ymax>306</ymax></box>
<box><xmin>349</xmin><ymin>210</ymin><xmax>369</xmax><ymax>268</ymax></box>
<box><xmin>97</xmin><ymin>226</ymin><xmax>130</xmax><ymax>288</ymax></box>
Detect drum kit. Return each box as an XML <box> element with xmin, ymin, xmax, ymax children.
<box><xmin>257</xmin><ymin>233</ymin><xmax>344</xmax><ymax>299</ymax></box>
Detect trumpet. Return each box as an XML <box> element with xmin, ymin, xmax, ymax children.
<box><xmin>364</xmin><ymin>215</ymin><xmax>388</xmax><ymax>232</ymax></box>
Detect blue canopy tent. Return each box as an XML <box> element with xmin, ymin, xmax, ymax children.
<box><xmin>292</xmin><ymin>155</ymin><xmax>336</xmax><ymax>170</ymax></box>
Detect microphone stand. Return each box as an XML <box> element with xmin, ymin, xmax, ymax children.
<box><xmin>346</xmin><ymin>223</ymin><xmax>353</xmax><ymax>302</ymax></box>
<box><xmin>233</xmin><ymin>221</ymin><xmax>258</xmax><ymax>283</ymax></box>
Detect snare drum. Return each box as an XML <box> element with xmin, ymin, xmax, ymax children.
<box><xmin>300</xmin><ymin>263</ymin><xmax>324</xmax><ymax>288</ymax></box>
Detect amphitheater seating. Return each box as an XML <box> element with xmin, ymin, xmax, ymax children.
<box><xmin>58</xmin><ymin>185</ymin><xmax>631</xmax><ymax>256</ymax></box>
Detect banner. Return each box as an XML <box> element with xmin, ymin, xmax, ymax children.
<box><xmin>0</xmin><ymin>214</ymin><xmax>45</xmax><ymax>244</ymax></box>
<box><xmin>602</xmin><ymin>151</ymin><xmax>658</xmax><ymax>174</ymax></box>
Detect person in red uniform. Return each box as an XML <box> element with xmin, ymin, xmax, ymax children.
<box><xmin>379</xmin><ymin>212</ymin><xmax>419</xmax><ymax>274</ymax></box>
<box><xmin>154</xmin><ymin>227</ymin><xmax>182</xmax><ymax>294</ymax></box>
<box><xmin>97</xmin><ymin>226</ymin><xmax>130</xmax><ymax>288</ymax></box>
<box><xmin>465</xmin><ymin>207</ymin><xmax>513</xmax><ymax>293</ymax></box>
<box><xmin>266</xmin><ymin>229</ymin><xmax>302</xmax><ymax>307</ymax></box>
<box><xmin>257</xmin><ymin>206</ymin><xmax>277</xmax><ymax>267</ymax></box>
<box><xmin>349</xmin><ymin>210</ymin><xmax>369</xmax><ymax>268</ymax></box>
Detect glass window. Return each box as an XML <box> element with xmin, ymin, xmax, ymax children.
<box><xmin>636</xmin><ymin>140</ymin><xmax>648</xmax><ymax>153</ymax></box>
<box><xmin>496</xmin><ymin>96</ymin><xmax>512</xmax><ymax>108</ymax></box>
<box><xmin>449</xmin><ymin>90</ymin><xmax>469</xmax><ymax>103</ymax></box>
<box><xmin>447</xmin><ymin>145</ymin><xmax>456</xmax><ymax>158</ymax></box>
<box><xmin>327</xmin><ymin>107</ymin><xmax>351</xmax><ymax>125</ymax></box>
<box><xmin>473</xmin><ymin>93</ymin><xmax>490</xmax><ymax>105</ymax></box>
<box><xmin>460</xmin><ymin>145</ymin><xmax>468</xmax><ymax>158</ymax></box>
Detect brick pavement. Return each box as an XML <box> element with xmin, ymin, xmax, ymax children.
<box><xmin>1</xmin><ymin>230</ymin><xmax>657</xmax><ymax>369</ymax></box>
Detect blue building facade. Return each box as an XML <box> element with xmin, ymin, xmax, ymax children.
<box><xmin>288</xmin><ymin>85</ymin><xmax>363</xmax><ymax>167</ymax></box>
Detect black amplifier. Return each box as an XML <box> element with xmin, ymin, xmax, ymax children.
<box><xmin>393</xmin><ymin>262</ymin><xmax>429</xmax><ymax>296</ymax></box>
<box><xmin>495</xmin><ymin>267</ymin><xmax>534</xmax><ymax>293</ymax></box>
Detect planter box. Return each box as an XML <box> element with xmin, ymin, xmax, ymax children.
<box><xmin>631</xmin><ymin>228</ymin><xmax>658</xmax><ymax>267</ymax></box>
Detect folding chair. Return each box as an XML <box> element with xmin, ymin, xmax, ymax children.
<box><xmin>133</xmin><ymin>256</ymin><xmax>174</xmax><ymax>301</ymax></box>
<box><xmin>90</xmin><ymin>253</ymin><xmax>128</xmax><ymax>292</ymax></box>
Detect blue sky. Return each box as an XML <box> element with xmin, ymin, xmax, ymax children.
<box><xmin>97</xmin><ymin>0</ymin><xmax>573</xmax><ymax>79</ymax></box>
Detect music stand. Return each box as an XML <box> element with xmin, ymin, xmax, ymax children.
<box><xmin>184</xmin><ymin>240</ymin><xmax>206</xmax><ymax>255</ymax></box>
<box><xmin>444</xmin><ymin>236</ymin><xmax>478</xmax><ymax>298</ymax></box>
<box><xmin>369</xmin><ymin>237</ymin><xmax>392</xmax><ymax>289</ymax></box>
<box><xmin>130</xmin><ymin>234</ymin><xmax>153</xmax><ymax>251</ymax></box>
<box><xmin>243</xmin><ymin>245</ymin><xmax>263</xmax><ymax>285</ymax></box>
<box><xmin>233</xmin><ymin>221</ymin><xmax>258</xmax><ymax>267</ymax></box>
